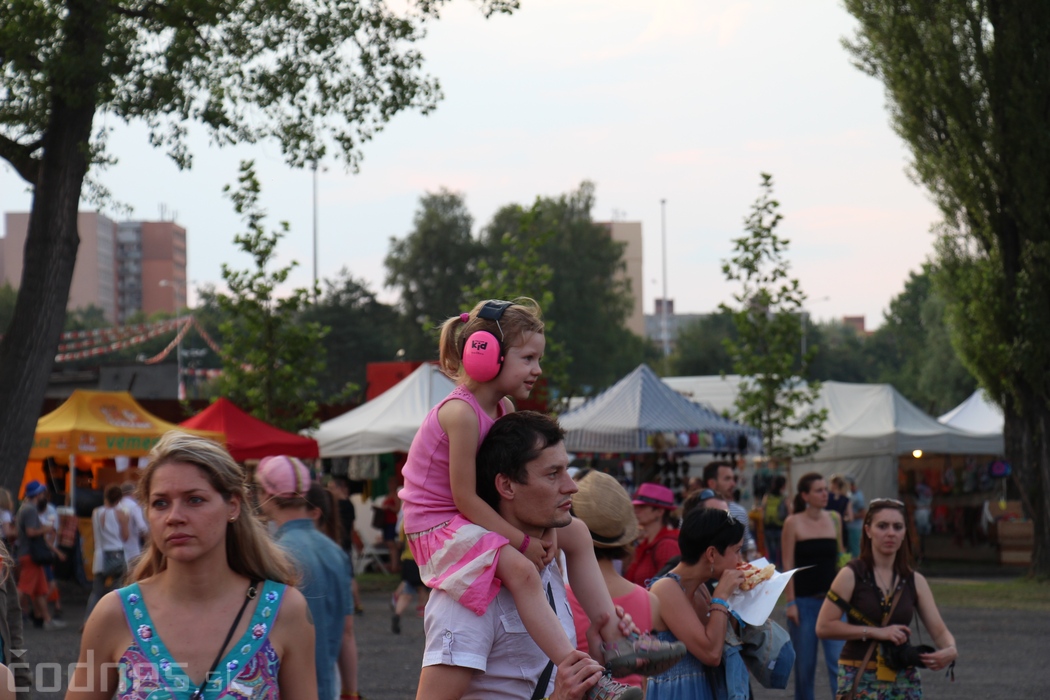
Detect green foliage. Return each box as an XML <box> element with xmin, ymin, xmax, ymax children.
<box><xmin>301</xmin><ymin>268</ymin><xmax>402</xmax><ymax>403</ymax></box>
<box><xmin>720</xmin><ymin>174</ymin><xmax>826</xmax><ymax>459</ymax></box>
<box><xmin>384</xmin><ymin>190</ymin><xmax>483</xmax><ymax>360</ymax></box>
<box><xmin>0</xmin><ymin>0</ymin><xmax>520</xmax><ymax>175</ymax></box>
<box><xmin>480</xmin><ymin>182</ymin><xmax>638</xmax><ymax>395</ymax></box>
<box><xmin>844</xmin><ymin>0</ymin><xmax>1050</xmax><ymax>574</ymax></box>
<box><xmin>671</xmin><ymin>311</ymin><xmax>738</xmax><ymax>376</ymax></box>
<box><xmin>463</xmin><ymin>212</ymin><xmax>570</xmax><ymax>407</ymax></box>
<box><xmin>213</xmin><ymin>162</ymin><xmax>327</xmax><ymax>432</ymax></box>
<box><xmin>64</xmin><ymin>305</ymin><xmax>110</xmax><ymax>332</ymax></box>
<box><xmin>384</xmin><ymin>182</ymin><xmax>643</xmax><ymax>397</ymax></box>
<box><xmin>0</xmin><ymin>285</ymin><xmax>14</xmax><ymax>335</ymax></box>
<box><xmin>865</xmin><ymin>265</ymin><xmax>976</xmax><ymax>415</ymax></box>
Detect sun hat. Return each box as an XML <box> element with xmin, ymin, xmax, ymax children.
<box><xmin>24</xmin><ymin>480</ymin><xmax>46</xmax><ymax>498</ymax></box>
<box><xmin>572</xmin><ymin>470</ymin><xmax>639</xmax><ymax>548</ymax></box>
<box><xmin>632</xmin><ymin>482</ymin><xmax>676</xmax><ymax>510</ymax></box>
<box><xmin>256</xmin><ymin>455</ymin><xmax>311</xmax><ymax>497</ymax></box>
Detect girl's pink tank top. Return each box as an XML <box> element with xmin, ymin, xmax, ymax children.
<box><xmin>399</xmin><ymin>385</ymin><xmax>504</xmax><ymax>533</ymax></box>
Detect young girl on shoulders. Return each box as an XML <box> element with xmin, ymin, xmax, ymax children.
<box><xmin>399</xmin><ymin>298</ymin><xmax>684</xmax><ymax>700</ymax></box>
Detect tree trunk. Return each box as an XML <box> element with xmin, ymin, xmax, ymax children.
<box><xmin>0</xmin><ymin>0</ymin><xmax>105</xmax><ymax>497</ymax></box>
<box><xmin>1006</xmin><ymin>392</ymin><xmax>1050</xmax><ymax>576</ymax></box>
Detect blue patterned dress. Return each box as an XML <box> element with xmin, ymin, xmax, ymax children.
<box><xmin>645</xmin><ymin>573</ymin><xmax>722</xmax><ymax>700</ymax></box>
<box><xmin>116</xmin><ymin>580</ymin><xmax>286</xmax><ymax>700</ymax></box>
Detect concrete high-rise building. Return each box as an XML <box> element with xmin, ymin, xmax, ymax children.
<box><xmin>118</xmin><ymin>220</ymin><xmax>187</xmax><ymax>322</ymax></box>
<box><xmin>1</xmin><ymin>212</ymin><xmax>186</xmax><ymax>325</ymax></box>
<box><xmin>2</xmin><ymin>212</ymin><xmax>117</xmax><ymax>322</ymax></box>
<box><xmin>601</xmin><ymin>221</ymin><xmax>645</xmax><ymax>337</ymax></box>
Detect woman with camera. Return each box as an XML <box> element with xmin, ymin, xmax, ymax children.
<box><xmin>815</xmin><ymin>498</ymin><xmax>958</xmax><ymax>699</ymax></box>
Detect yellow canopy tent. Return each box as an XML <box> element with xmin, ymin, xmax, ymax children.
<box><xmin>25</xmin><ymin>390</ymin><xmax>224</xmax><ymax>497</ymax></box>
<box><xmin>25</xmin><ymin>390</ymin><xmax>224</xmax><ymax>581</ymax></box>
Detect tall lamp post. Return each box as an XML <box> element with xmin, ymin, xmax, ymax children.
<box><xmin>159</xmin><ymin>279</ymin><xmax>186</xmax><ymax>399</ymax></box>
<box><xmin>660</xmin><ymin>199</ymin><xmax>670</xmax><ymax>359</ymax></box>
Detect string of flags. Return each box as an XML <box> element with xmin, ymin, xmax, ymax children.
<box><xmin>52</xmin><ymin>316</ymin><xmax>225</xmax><ymax>368</ymax></box>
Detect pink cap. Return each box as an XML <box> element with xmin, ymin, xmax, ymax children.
<box><xmin>631</xmin><ymin>482</ymin><xmax>676</xmax><ymax>509</ymax></box>
<box><xmin>256</xmin><ymin>455</ymin><xmax>311</xmax><ymax>497</ymax></box>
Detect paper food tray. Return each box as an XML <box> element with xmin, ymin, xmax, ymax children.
<box><xmin>725</xmin><ymin>558</ymin><xmax>809</xmax><ymax>626</ymax></box>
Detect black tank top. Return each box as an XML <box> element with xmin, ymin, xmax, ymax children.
<box><xmin>792</xmin><ymin>538</ymin><xmax>838</xmax><ymax>597</ymax></box>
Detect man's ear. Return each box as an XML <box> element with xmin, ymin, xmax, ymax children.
<box><xmin>494</xmin><ymin>473</ymin><xmax>517</xmax><ymax>502</ymax></box>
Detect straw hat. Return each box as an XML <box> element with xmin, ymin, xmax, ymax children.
<box><xmin>572</xmin><ymin>470</ymin><xmax>639</xmax><ymax>548</ymax></box>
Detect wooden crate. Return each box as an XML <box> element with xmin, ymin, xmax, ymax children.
<box><xmin>997</xmin><ymin>520</ymin><xmax>1034</xmax><ymax>565</ymax></box>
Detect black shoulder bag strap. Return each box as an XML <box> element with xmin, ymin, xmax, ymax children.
<box><xmin>836</xmin><ymin>585</ymin><xmax>904</xmax><ymax>700</ymax></box>
<box><xmin>190</xmin><ymin>580</ymin><xmax>260</xmax><ymax>700</ymax></box>
<box><xmin>530</xmin><ymin>582</ymin><xmax>557</xmax><ymax>700</ymax></box>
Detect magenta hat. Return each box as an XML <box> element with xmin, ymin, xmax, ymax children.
<box><xmin>632</xmin><ymin>482</ymin><xmax>676</xmax><ymax>509</ymax></box>
<box><xmin>256</xmin><ymin>455</ymin><xmax>311</xmax><ymax>497</ymax></box>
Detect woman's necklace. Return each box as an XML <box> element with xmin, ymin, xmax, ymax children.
<box><xmin>873</xmin><ymin>568</ymin><xmax>897</xmax><ymax>608</ymax></box>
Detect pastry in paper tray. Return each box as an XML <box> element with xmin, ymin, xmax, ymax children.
<box><xmin>723</xmin><ymin>558</ymin><xmax>810</xmax><ymax>626</ymax></box>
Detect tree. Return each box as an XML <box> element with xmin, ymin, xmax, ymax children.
<box><xmin>720</xmin><ymin>174</ymin><xmax>826</xmax><ymax>460</ymax></box>
<box><xmin>302</xmin><ymin>268</ymin><xmax>402</xmax><ymax>403</ymax></box>
<box><xmin>671</xmin><ymin>311</ymin><xmax>738</xmax><ymax>377</ymax></box>
<box><xmin>385</xmin><ymin>189</ymin><xmax>484</xmax><ymax>360</ymax></box>
<box><xmin>864</xmin><ymin>265</ymin><xmax>975</xmax><ymax>416</ymax></box>
<box><xmin>804</xmin><ymin>321</ymin><xmax>875</xmax><ymax>385</ymax></box>
<box><xmin>463</xmin><ymin>214</ymin><xmax>571</xmax><ymax>407</ymax></box>
<box><xmin>843</xmin><ymin>2</ymin><xmax>1050</xmax><ymax>574</ymax></box>
<box><xmin>213</xmin><ymin>163</ymin><xmax>327</xmax><ymax>432</ymax></box>
<box><xmin>481</xmin><ymin>182</ymin><xmax>638</xmax><ymax>395</ymax></box>
<box><xmin>0</xmin><ymin>0</ymin><xmax>517</xmax><ymax>497</ymax></box>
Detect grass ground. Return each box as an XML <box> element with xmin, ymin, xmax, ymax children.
<box><xmin>357</xmin><ymin>571</ymin><xmax>401</xmax><ymax>592</ymax></box>
<box><xmin>927</xmin><ymin>576</ymin><xmax>1050</xmax><ymax>611</ymax></box>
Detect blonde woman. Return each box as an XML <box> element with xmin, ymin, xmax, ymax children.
<box><xmin>66</xmin><ymin>432</ymin><xmax>316</xmax><ymax>700</ymax></box>
<box><xmin>0</xmin><ymin>540</ymin><xmax>22</xmax><ymax>700</ymax></box>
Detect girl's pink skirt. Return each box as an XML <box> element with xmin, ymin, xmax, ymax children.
<box><xmin>407</xmin><ymin>514</ymin><xmax>509</xmax><ymax>616</ymax></box>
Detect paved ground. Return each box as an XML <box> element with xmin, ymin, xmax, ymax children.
<box><xmin>22</xmin><ymin>580</ymin><xmax>1050</xmax><ymax>699</ymax></box>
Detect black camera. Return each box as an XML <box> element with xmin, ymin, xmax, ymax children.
<box><xmin>880</xmin><ymin>642</ymin><xmax>936</xmax><ymax>671</ymax></box>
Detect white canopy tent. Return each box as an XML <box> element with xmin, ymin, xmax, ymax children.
<box><xmin>313</xmin><ymin>363</ymin><xmax>456</xmax><ymax>457</ymax></box>
<box><xmin>938</xmin><ymin>389</ymin><xmax>1004</xmax><ymax>435</ymax></box>
<box><xmin>662</xmin><ymin>376</ymin><xmax>1004</xmax><ymax>500</ymax></box>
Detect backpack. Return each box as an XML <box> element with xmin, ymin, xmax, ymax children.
<box><xmin>764</xmin><ymin>494</ymin><xmax>787</xmax><ymax>528</ymax></box>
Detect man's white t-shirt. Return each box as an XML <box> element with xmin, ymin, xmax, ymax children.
<box><xmin>120</xmin><ymin>495</ymin><xmax>149</xmax><ymax>560</ymax></box>
<box><xmin>422</xmin><ymin>560</ymin><xmax>575</xmax><ymax>700</ymax></box>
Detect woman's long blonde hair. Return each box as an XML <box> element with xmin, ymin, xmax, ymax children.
<box><xmin>131</xmin><ymin>431</ymin><xmax>298</xmax><ymax>585</ymax></box>
<box><xmin>438</xmin><ymin>297</ymin><xmax>544</xmax><ymax>382</ymax></box>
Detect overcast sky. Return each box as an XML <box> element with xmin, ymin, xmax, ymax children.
<box><xmin>0</xmin><ymin>0</ymin><xmax>941</xmax><ymax>329</ymax></box>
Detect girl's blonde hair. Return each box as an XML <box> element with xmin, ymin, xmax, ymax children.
<box><xmin>0</xmin><ymin>540</ymin><xmax>12</xmax><ymax>585</ymax></box>
<box><xmin>438</xmin><ymin>297</ymin><xmax>545</xmax><ymax>382</ymax></box>
<box><xmin>0</xmin><ymin>487</ymin><xmax>13</xmax><ymax>513</ymax></box>
<box><xmin>131</xmin><ymin>431</ymin><xmax>298</xmax><ymax>585</ymax></box>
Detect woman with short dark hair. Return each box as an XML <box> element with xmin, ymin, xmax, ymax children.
<box><xmin>645</xmin><ymin>508</ymin><xmax>746</xmax><ymax>700</ymax></box>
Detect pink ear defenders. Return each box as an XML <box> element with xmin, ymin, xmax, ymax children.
<box><xmin>462</xmin><ymin>300</ymin><xmax>513</xmax><ymax>382</ymax></box>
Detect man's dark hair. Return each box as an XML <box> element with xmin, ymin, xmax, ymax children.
<box><xmin>476</xmin><ymin>411</ymin><xmax>565</xmax><ymax>511</ymax></box>
<box><xmin>701</xmin><ymin>461</ymin><xmax>734</xmax><ymax>489</ymax></box>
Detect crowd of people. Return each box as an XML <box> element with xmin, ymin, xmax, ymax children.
<box><xmin>0</xmin><ymin>296</ymin><xmax>959</xmax><ymax>700</ymax></box>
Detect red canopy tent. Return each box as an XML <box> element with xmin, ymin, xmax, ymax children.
<box><xmin>180</xmin><ymin>397</ymin><xmax>319</xmax><ymax>461</ymax></box>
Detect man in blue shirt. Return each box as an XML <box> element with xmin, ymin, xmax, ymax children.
<box><xmin>255</xmin><ymin>456</ymin><xmax>359</xmax><ymax>700</ymax></box>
